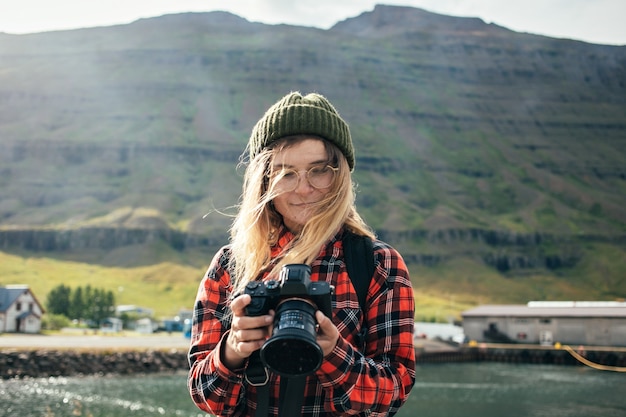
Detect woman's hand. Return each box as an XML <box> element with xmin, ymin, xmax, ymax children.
<box><xmin>222</xmin><ymin>294</ymin><xmax>274</xmax><ymax>370</ymax></box>
<box><xmin>315</xmin><ymin>310</ymin><xmax>340</xmax><ymax>357</ymax></box>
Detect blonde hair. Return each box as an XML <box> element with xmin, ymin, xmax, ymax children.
<box><xmin>229</xmin><ymin>136</ymin><xmax>373</xmax><ymax>295</ymax></box>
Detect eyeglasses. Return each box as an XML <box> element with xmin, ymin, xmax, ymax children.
<box><xmin>269</xmin><ymin>164</ymin><xmax>338</xmax><ymax>192</ymax></box>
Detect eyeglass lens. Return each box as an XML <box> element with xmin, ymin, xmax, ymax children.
<box><xmin>273</xmin><ymin>165</ymin><xmax>335</xmax><ymax>191</ymax></box>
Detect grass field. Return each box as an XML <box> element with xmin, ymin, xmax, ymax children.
<box><xmin>2</xmin><ymin>239</ymin><xmax>624</xmax><ymax>322</ymax></box>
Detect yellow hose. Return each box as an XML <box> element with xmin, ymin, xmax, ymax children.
<box><xmin>557</xmin><ymin>343</ymin><xmax>626</xmax><ymax>372</ymax></box>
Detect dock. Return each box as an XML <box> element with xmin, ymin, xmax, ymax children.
<box><xmin>415</xmin><ymin>339</ymin><xmax>626</xmax><ymax>371</ymax></box>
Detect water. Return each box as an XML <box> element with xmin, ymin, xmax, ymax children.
<box><xmin>1</xmin><ymin>363</ymin><xmax>624</xmax><ymax>417</ymax></box>
<box><xmin>410</xmin><ymin>363</ymin><xmax>626</xmax><ymax>417</ymax></box>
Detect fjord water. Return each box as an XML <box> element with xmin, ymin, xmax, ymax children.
<box><xmin>1</xmin><ymin>363</ymin><xmax>624</xmax><ymax>417</ymax></box>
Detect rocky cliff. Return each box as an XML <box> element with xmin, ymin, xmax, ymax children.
<box><xmin>1</xmin><ymin>5</ymin><xmax>625</xmax><ymax>298</ymax></box>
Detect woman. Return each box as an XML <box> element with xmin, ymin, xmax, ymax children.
<box><xmin>188</xmin><ymin>92</ymin><xmax>416</xmax><ymax>416</ymax></box>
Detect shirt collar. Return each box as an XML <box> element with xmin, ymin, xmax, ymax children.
<box><xmin>271</xmin><ymin>226</ymin><xmax>345</xmax><ymax>257</ymax></box>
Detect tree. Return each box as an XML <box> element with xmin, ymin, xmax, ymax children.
<box><xmin>69</xmin><ymin>286</ymin><xmax>85</xmax><ymax>320</ymax></box>
<box><xmin>84</xmin><ymin>287</ymin><xmax>116</xmax><ymax>326</ymax></box>
<box><xmin>44</xmin><ymin>284</ymin><xmax>116</xmax><ymax>326</ymax></box>
<box><xmin>46</xmin><ymin>284</ymin><xmax>71</xmax><ymax>317</ymax></box>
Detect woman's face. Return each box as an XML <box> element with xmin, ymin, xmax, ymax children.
<box><xmin>270</xmin><ymin>138</ymin><xmax>333</xmax><ymax>233</ymax></box>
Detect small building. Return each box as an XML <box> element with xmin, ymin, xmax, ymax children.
<box><xmin>0</xmin><ymin>285</ymin><xmax>45</xmax><ymax>333</ymax></box>
<box><xmin>115</xmin><ymin>304</ymin><xmax>154</xmax><ymax>318</ymax></box>
<box><xmin>462</xmin><ymin>301</ymin><xmax>626</xmax><ymax>347</ymax></box>
<box><xmin>413</xmin><ymin>322</ymin><xmax>465</xmax><ymax>344</ymax></box>
<box><xmin>135</xmin><ymin>317</ymin><xmax>158</xmax><ymax>334</ymax></box>
<box><xmin>161</xmin><ymin>309</ymin><xmax>193</xmax><ymax>333</ymax></box>
<box><xmin>100</xmin><ymin>317</ymin><xmax>123</xmax><ymax>333</ymax></box>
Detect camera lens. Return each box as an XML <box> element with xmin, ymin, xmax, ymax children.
<box><xmin>260</xmin><ymin>298</ymin><xmax>323</xmax><ymax>377</ymax></box>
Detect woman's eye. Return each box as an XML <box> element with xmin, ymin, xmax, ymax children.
<box><xmin>310</xmin><ymin>166</ymin><xmax>327</xmax><ymax>176</ymax></box>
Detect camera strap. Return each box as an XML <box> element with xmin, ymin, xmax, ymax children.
<box><xmin>251</xmin><ymin>373</ymin><xmax>306</xmax><ymax>417</ymax></box>
<box><xmin>247</xmin><ymin>350</ymin><xmax>271</xmax><ymax>417</ymax></box>
<box><xmin>250</xmin><ymin>231</ymin><xmax>375</xmax><ymax>416</ymax></box>
<box><xmin>279</xmin><ymin>376</ymin><xmax>306</xmax><ymax>417</ymax></box>
<box><xmin>255</xmin><ymin>384</ymin><xmax>271</xmax><ymax>417</ymax></box>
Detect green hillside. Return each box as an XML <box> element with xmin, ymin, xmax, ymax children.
<box><xmin>0</xmin><ymin>5</ymin><xmax>625</xmax><ymax>320</ymax></box>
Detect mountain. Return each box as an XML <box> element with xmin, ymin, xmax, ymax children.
<box><xmin>1</xmin><ymin>5</ymin><xmax>625</xmax><ymax>316</ymax></box>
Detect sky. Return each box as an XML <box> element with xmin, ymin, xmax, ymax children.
<box><xmin>0</xmin><ymin>0</ymin><xmax>624</xmax><ymax>46</ymax></box>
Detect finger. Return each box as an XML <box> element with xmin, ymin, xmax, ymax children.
<box><xmin>232</xmin><ymin>327</ymin><xmax>270</xmax><ymax>344</ymax></box>
<box><xmin>315</xmin><ymin>310</ymin><xmax>333</xmax><ymax>334</ymax></box>
<box><xmin>234</xmin><ymin>312</ymin><xmax>273</xmax><ymax>332</ymax></box>
<box><xmin>315</xmin><ymin>311</ymin><xmax>339</xmax><ymax>355</ymax></box>
<box><xmin>224</xmin><ymin>329</ymin><xmax>265</xmax><ymax>369</ymax></box>
<box><xmin>229</xmin><ymin>326</ymin><xmax>271</xmax><ymax>354</ymax></box>
<box><xmin>230</xmin><ymin>294</ymin><xmax>251</xmax><ymax>316</ymax></box>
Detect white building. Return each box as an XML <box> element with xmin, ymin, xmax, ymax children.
<box><xmin>115</xmin><ymin>304</ymin><xmax>154</xmax><ymax>317</ymax></box>
<box><xmin>413</xmin><ymin>322</ymin><xmax>465</xmax><ymax>344</ymax></box>
<box><xmin>100</xmin><ymin>317</ymin><xmax>123</xmax><ymax>333</ymax></box>
<box><xmin>0</xmin><ymin>285</ymin><xmax>45</xmax><ymax>333</ymax></box>
<box><xmin>462</xmin><ymin>301</ymin><xmax>626</xmax><ymax>347</ymax></box>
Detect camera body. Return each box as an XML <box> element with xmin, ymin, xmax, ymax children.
<box><xmin>244</xmin><ymin>264</ymin><xmax>332</xmax><ymax>318</ymax></box>
<box><xmin>243</xmin><ymin>264</ymin><xmax>333</xmax><ymax>377</ymax></box>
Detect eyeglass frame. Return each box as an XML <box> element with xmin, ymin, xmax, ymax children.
<box><xmin>268</xmin><ymin>164</ymin><xmax>339</xmax><ymax>192</ymax></box>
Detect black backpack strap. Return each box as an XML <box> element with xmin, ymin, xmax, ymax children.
<box><xmin>342</xmin><ymin>231</ymin><xmax>375</xmax><ymax>350</ymax></box>
<box><xmin>343</xmin><ymin>231</ymin><xmax>375</xmax><ymax>312</ymax></box>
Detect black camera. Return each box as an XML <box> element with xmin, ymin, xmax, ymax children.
<box><xmin>244</xmin><ymin>264</ymin><xmax>333</xmax><ymax>377</ymax></box>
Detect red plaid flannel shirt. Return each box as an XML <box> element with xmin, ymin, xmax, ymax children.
<box><xmin>188</xmin><ymin>228</ymin><xmax>416</xmax><ymax>416</ymax></box>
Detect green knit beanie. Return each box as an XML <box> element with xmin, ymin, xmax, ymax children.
<box><xmin>248</xmin><ymin>92</ymin><xmax>355</xmax><ymax>170</ymax></box>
